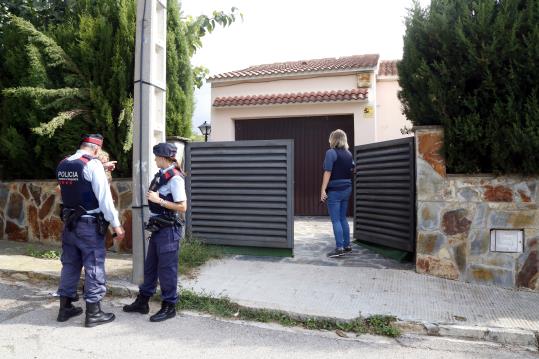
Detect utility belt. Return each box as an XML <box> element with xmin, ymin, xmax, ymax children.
<box><xmin>60</xmin><ymin>205</ymin><xmax>109</xmax><ymax>235</ymax></box>
<box><xmin>145</xmin><ymin>214</ymin><xmax>183</xmax><ymax>233</ymax></box>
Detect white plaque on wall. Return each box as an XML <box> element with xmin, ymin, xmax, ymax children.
<box><xmin>490</xmin><ymin>229</ymin><xmax>524</xmax><ymax>253</ymax></box>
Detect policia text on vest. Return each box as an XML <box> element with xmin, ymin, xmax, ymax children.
<box><xmin>55</xmin><ymin>134</ymin><xmax>125</xmax><ymax>328</ymax></box>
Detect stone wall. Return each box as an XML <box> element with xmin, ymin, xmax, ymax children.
<box><xmin>415</xmin><ymin>127</ymin><xmax>539</xmax><ymax>291</ymax></box>
<box><xmin>0</xmin><ymin>179</ymin><xmax>133</xmax><ymax>252</ymax></box>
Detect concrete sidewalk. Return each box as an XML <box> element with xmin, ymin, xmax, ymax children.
<box><xmin>0</xmin><ymin>240</ymin><xmax>538</xmax><ymax>349</ymax></box>
<box><xmin>183</xmin><ymin>258</ymin><xmax>539</xmax><ymax>347</ymax></box>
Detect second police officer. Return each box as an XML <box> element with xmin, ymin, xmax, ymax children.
<box><xmin>123</xmin><ymin>142</ymin><xmax>187</xmax><ymax>322</ymax></box>
<box><xmin>56</xmin><ymin>134</ymin><xmax>125</xmax><ymax>327</ymax></box>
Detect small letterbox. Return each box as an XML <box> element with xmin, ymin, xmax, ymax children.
<box><xmin>489</xmin><ymin>229</ymin><xmax>524</xmax><ymax>253</ymax></box>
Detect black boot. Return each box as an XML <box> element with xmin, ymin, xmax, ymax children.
<box><xmin>123</xmin><ymin>294</ymin><xmax>150</xmax><ymax>314</ymax></box>
<box><xmin>57</xmin><ymin>296</ymin><xmax>83</xmax><ymax>322</ymax></box>
<box><xmin>85</xmin><ymin>302</ymin><xmax>115</xmax><ymax>328</ymax></box>
<box><xmin>149</xmin><ymin>301</ymin><xmax>176</xmax><ymax>322</ymax></box>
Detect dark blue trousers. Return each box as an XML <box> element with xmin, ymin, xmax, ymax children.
<box><xmin>139</xmin><ymin>224</ymin><xmax>181</xmax><ymax>304</ymax></box>
<box><xmin>58</xmin><ymin>218</ymin><xmax>106</xmax><ymax>303</ymax></box>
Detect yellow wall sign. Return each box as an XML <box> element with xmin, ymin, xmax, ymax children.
<box><xmin>363</xmin><ymin>105</ymin><xmax>374</xmax><ymax>118</ymax></box>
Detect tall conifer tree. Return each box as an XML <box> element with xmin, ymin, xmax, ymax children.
<box><xmin>399</xmin><ymin>0</ymin><xmax>539</xmax><ymax>174</ymax></box>
<box><xmin>0</xmin><ymin>0</ymin><xmax>240</xmax><ymax>179</ymax></box>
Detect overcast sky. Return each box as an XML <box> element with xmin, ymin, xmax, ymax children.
<box><xmin>181</xmin><ymin>0</ymin><xmax>430</xmax><ymax>133</ymax></box>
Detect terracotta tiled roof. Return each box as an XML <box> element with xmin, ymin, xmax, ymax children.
<box><xmin>213</xmin><ymin>88</ymin><xmax>368</xmax><ymax>107</ymax></box>
<box><xmin>209</xmin><ymin>54</ymin><xmax>380</xmax><ymax>81</ymax></box>
<box><xmin>378</xmin><ymin>60</ymin><xmax>399</xmax><ymax>77</ymax></box>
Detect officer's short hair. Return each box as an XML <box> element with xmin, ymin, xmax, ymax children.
<box><xmin>82</xmin><ymin>142</ymin><xmax>100</xmax><ymax>151</ymax></box>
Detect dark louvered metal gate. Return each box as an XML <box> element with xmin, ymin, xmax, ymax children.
<box><xmin>185</xmin><ymin>140</ymin><xmax>294</xmax><ymax>249</ymax></box>
<box><xmin>353</xmin><ymin>137</ymin><xmax>415</xmax><ymax>252</ymax></box>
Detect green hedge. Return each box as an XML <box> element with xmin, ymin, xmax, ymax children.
<box><xmin>0</xmin><ymin>1</ymin><xmax>239</xmax><ymax>180</ymax></box>
<box><xmin>398</xmin><ymin>0</ymin><xmax>539</xmax><ymax>174</ymax></box>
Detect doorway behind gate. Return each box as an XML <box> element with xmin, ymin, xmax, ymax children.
<box><xmin>235</xmin><ymin>114</ymin><xmax>354</xmax><ymax>216</ymax></box>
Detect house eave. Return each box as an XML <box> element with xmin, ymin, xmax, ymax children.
<box><xmin>208</xmin><ymin>67</ymin><xmax>376</xmax><ymax>86</ymax></box>
<box><xmin>213</xmin><ymin>98</ymin><xmax>369</xmax><ymax>109</ymax></box>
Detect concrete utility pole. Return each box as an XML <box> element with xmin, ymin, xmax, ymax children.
<box><xmin>132</xmin><ymin>0</ymin><xmax>167</xmax><ymax>284</ymax></box>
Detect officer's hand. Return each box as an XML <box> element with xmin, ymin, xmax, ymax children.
<box><xmin>146</xmin><ymin>190</ymin><xmax>160</xmax><ymax>203</ymax></box>
<box><xmin>113</xmin><ymin>226</ymin><xmax>125</xmax><ymax>241</ymax></box>
<box><xmin>103</xmin><ymin>161</ymin><xmax>117</xmax><ymax>172</ymax></box>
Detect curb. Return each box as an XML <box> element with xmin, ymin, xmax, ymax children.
<box><xmin>395</xmin><ymin>321</ymin><xmax>538</xmax><ymax>350</ymax></box>
<box><xmin>0</xmin><ymin>268</ymin><xmax>138</xmax><ymax>298</ymax></box>
<box><xmin>1</xmin><ymin>268</ymin><xmax>537</xmax><ymax>350</ymax></box>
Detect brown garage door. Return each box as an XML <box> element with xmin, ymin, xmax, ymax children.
<box><xmin>235</xmin><ymin>115</ymin><xmax>354</xmax><ymax>216</ymax></box>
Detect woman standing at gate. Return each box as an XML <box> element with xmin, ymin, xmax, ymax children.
<box><xmin>320</xmin><ymin>129</ymin><xmax>354</xmax><ymax>258</ymax></box>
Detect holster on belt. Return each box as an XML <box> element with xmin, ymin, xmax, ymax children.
<box><xmin>145</xmin><ymin>215</ymin><xmax>181</xmax><ymax>233</ymax></box>
<box><xmin>61</xmin><ymin>205</ymin><xmax>88</xmax><ymax>231</ymax></box>
<box><xmin>96</xmin><ymin>214</ymin><xmax>109</xmax><ymax>236</ymax></box>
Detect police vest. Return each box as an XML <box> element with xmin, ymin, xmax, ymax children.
<box><xmin>56</xmin><ymin>154</ymin><xmax>99</xmax><ymax>211</ymax></box>
<box><xmin>148</xmin><ymin>168</ymin><xmax>182</xmax><ymax>216</ymax></box>
<box><xmin>329</xmin><ymin>149</ymin><xmax>354</xmax><ymax>181</ymax></box>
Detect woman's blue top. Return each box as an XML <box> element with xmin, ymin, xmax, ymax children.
<box><xmin>323</xmin><ymin>148</ymin><xmax>354</xmax><ymax>192</ymax></box>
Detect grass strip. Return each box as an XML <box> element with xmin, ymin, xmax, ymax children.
<box><xmin>177</xmin><ymin>289</ymin><xmax>400</xmax><ymax>337</ymax></box>
<box><xmin>179</xmin><ymin>235</ymin><xmax>224</xmax><ymax>276</ymax></box>
<box><xmin>25</xmin><ymin>246</ymin><xmax>60</xmax><ymax>260</ymax></box>
<box><xmin>216</xmin><ymin>245</ymin><xmax>292</xmax><ymax>258</ymax></box>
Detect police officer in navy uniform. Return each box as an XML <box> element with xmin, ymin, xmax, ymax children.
<box><xmin>123</xmin><ymin>142</ymin><xmax>187</xmax><ymax>322</ymax></box>
<box><xmin>56</xmin><ymin>134</ymin><xmax>125</xmax><ymax>327</ymax></box>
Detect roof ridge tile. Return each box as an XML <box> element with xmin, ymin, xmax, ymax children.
<box><xmin>209</xmin><ymin>54</ymin><xmax>380</xmax><ymax>81</ymax></box>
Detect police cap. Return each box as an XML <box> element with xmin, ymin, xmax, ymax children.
<box><xmin>153</xmin><ymin>142</ymin><xmax>177</xmax><ymax>158</ymax></box>
<box><xmin>81</xmin><ymin>134</ymin><xmax>104</xmax><ymax>147</ymax></box>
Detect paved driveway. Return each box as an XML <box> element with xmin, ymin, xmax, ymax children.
<box><xmin>234</xmin><ymin>217</ymin><xmax>414</xmax><ymax>270</ymax></box>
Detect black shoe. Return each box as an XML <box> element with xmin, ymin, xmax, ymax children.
<box><xmin>344</xmin><ymin>246</ymin><xmax>352</xmax><ymax>253</ymax></box>
<box><xmin>123</xmin><ymin>294</ymin><xmax>150</xmax><ymax>314</ymax></box>
<box><xmin>327</xmin><ymin>248</ymin><xmax>345</xmax><ymax>258</ymax></box>
<box><xmin>85</xmin><ymin>302</ymin><xmax>115</xmax><ymax>328</ymax></box>
<box><xmin>57</xmin><ymin>296</ymin><xmax>83</xmax><ymax>322</ymax></box>
<box><xmin>149</xmin><ymin>301</ymin><xmax>176</xmax><ymax>322</ymax></box>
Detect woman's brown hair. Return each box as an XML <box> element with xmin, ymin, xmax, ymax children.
<box><xmin>166</xmin><ymin>157</ymin><xmax>185</xmax><ymax>175</ymax></box>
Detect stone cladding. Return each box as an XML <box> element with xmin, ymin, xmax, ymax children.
<box><xmin>415</xmin><ymin>127</ymin><xmax>538</xmax><ymax>291</ymax></box>
<box><xmin>0</xmin><ymin>179</ymin><xmax>132</xmax><ymax>252</ymax></box>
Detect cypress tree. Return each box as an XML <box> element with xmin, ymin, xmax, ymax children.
<box><xmin>0</xmin><ymin>0</ymin><xmax>240</xmax><ymax>179</ymax></box>
<box><xmin>166</xmin><ymin>0</ymin><xmax>194</xmax><ymax>136</ymax></box>
<box><xmin>399</xmin><ymin>0</ymin><xmax>539</xmax><ymax>174</ymax></box>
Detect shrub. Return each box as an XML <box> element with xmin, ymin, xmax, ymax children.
<box><xmin>398</xmin><ymin>0</ymin><xmax>539</xmax><ymax>174</ymax></box>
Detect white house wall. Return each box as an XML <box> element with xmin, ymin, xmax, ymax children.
<box><xmin>211</xmin><ymin>101</ymin><xmax>374</xmax><ymax>146</ymax></box>
<box><xmin>211</xmin><ymin>73</ymin><xmax>361</xmax><ymax>98</ymax></box>
<box><xmin>211</xmin><ymin>73</ymin><xmax>376</xmax><ymax>146</ymax></box>
<box><xmin>210</xmin><ymin>72</ymin><xmax>414</xmax><ymax>146</ymax></box>
<box><xmin>376</xmin><ymin>79</ymin><xmax>412</xmax><ymax>141</ymax></box>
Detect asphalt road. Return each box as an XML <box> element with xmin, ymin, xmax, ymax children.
<box><xmin>0</xmin><ymin>277</ymin><xmax>535</xmax><ymax>359</ymax></box>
